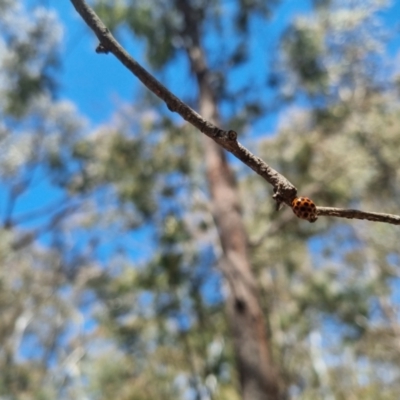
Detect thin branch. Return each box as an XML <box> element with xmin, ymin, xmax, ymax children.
<box><xmin>3</xmin><ymin>176</ymin><xmax>36</xmax><ymax>228</ymax></box>
<box><xmin>69</xmin><ymin>0</ymin><xmax>297</xmax><ymax>207</ymax></box>
<box><xmin>13</xmin><ymin>196</ymin><xmax>71</xmax><ymax>224</ymax></box>
<box><xmin>11</xmin><ymin>203</ymin><xmax>81</xmax><ymax>251</ymax></box>
<box><xmin>317</xmin><ymin>207</ymin><xmax>400</xmax><ymax>225</ymax></box>
<box><xmin>69</xmin><ymin>0</ymin><xmax>400</xmax><ymax>226</ymax></box>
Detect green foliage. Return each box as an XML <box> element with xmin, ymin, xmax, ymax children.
<box><xmin>0</xmin><ymin>6</ymin><xmax>60</xmax><ymax>117</ymax></box>
<box><xmin>283</xmin><ymin>21</ymin><xmax>328</xmax><ymax>94</ymax></box>
<box><xmin>95</xmin><ymin>0</ymin><xmax>180</xmax><ymax>69</ymax></box>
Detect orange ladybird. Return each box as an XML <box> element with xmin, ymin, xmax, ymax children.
<box><xmin>291</xmin><ymin>197</ymin><xmax>318</xmax><ymax>223</ymax></box>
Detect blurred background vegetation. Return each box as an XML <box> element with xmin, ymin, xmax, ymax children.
<box><xmin>0</xmin><ymin>0</ymin><xmax>400</xmax><ymax>399</ymax></box>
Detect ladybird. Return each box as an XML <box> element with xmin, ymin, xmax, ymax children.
<box><xmin>291</xmin><ymin>197</ymin><xmax>318</xmax><ymax>223</ymax></box>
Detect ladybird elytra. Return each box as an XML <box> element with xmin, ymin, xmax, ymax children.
<box><xmin>291</xmin><ymin>196</ymin><xmax>318</xmax><ymax>223</ymax></box>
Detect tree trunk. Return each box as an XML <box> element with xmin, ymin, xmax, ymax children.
<box><xmin>177</xmin><ymin>3</ymin><xmax>283</xmax><ymax>399</ymax></box>
<box><xmin>200</xmin><ymin>103</ymin><xmax>282</xmax><ymax>400</ymax></box>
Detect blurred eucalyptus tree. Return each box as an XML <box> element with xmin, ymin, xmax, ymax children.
<box><xmin>0</xmin><ymin>2</ymin><xmax>96</xmax><ymax>398</ymax></box>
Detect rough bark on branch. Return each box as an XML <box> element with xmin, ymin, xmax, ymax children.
<box><xmin>70</xmin><ymin>0</ymin><xmax>297</xmax><ymax>209</ymax></box>
<box><xmin>317</xmin><ymin>207</ymin><xmax>400</xmax><ymax>225</ymax></box>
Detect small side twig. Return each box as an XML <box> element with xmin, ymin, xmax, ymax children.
<box><xmin>317</xmin><ymin>207</ymin><xmax>400</xmax><ymax>225</ymax></box>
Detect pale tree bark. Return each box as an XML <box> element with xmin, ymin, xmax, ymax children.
<box><xmin>201</xmin><ymin>112</ymin><xmax>283</xmax><ymax>400</ymax></box>
<box><xmin>176</xmin><ymin>2</ymin><xmax>283</xmax><ymax>399</ymax></box>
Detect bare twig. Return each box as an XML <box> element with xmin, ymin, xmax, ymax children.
<box><xmin>317</xmin><ymin>207</ymin><xmax>400</xmax><ymax>225</ymax></box>
<box><xmin>69</xmin><ymin>0</ymin><xmax>400</xmax><ymax>226</ymax></box>
<box><xmin>69</xmin><ymin>0</ymin><xmax>297</xmax><ymax>207</ymax></box>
